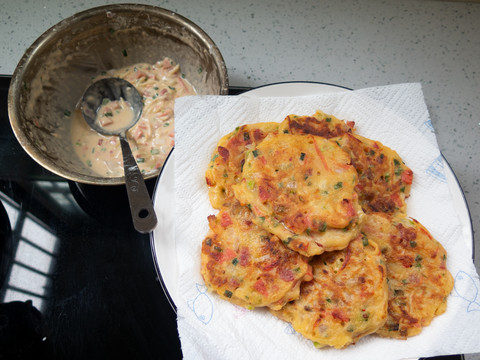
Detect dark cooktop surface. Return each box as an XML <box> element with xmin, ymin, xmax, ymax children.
<box><xmin>0</xmin><ymin>75</ymin><xmax>464</xmax><ymax>360</ymax></box>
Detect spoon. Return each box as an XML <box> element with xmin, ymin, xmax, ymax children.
<box><xmin>81</xmin><ymin>78</ymin><xmax>157</xmax><ymax>233</ymax></box>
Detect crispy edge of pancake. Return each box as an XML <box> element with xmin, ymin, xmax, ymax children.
<box><xmin>335</xmin><ymin>133</ymin><xmax>413</xmax><ymax>215</ymax></box>
<box><xmin>279</xmin><ymin>109</ymin><xmax>355</xmax><ymax>138</ymax></box>
<box><xmin>232</xmin><ymin>132</ymin><xmax>365</xmax><ymax>256</ymax></box>
<box><xmin>361</xmin><ymin>212</ymin><xmax>454</xmax><ymax>339</ymax></box>
<box><xmin>205</xmin><ymin>122</ymin><xmax>280</xmax><ymax>209</ymax></box>
<box><xmin>270</xmin><ymin>235</ymin><xmax>388</xmax><ymax>349</ymax></box>
<box><xmin>200</xmin><ymin>204</ymin><xmax>312</xmax><ymax>310</ymax></box>
<box><xmin>249</xmin><ymin>215</ymin><xmax>365</xmax><ymax>257</ymax></box>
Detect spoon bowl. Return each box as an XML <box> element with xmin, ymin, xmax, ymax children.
<box><xmin>81</xmin><ymin>78</ymin><xmax>157</xmax><ymax>233</ymax></box>
<box><xmin>81</xmin><ymin>78</ymin><xmax>143</xmax><ymax>136</ymax></box>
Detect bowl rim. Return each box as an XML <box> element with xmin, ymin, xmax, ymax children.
<box><xmin>8</xmin><ymin>3</ymin><xmax>229</xmax><ymax>185</ymax></box>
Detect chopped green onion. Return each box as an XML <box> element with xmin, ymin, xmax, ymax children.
<box><xmin>334</xmin><ymin>182</ymin><xmax>343</xmax><ymax>189</ymax></box>
<box><xmin>362</xmin><ymin>236</ymin><xmax>369</xmax><ymax>247</ymax></box>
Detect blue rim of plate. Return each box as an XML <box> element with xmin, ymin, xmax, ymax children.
<box><xmin>241</xmin><ymin>80</ymin><xmax>353</xmax><ymax>92</ymax></box>
<box><xmin>442</xmin><ymin>155</ymin><xmax>475</xmax><ymax>260</ymax></box>
<box><xmin>149</xmin><ymin>148</ymin><xmax>177</xmax><ymax>311</ymax></box>
<box><xmin>149</xmin><ymin>81</ymin><xmax>475</xmax><ymax>312</ymax></box>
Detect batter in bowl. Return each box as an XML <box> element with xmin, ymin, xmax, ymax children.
<box><xmin>71</xmin><ymin>57</ymin><xmax>196</xmax><ymax>177</ymax></box>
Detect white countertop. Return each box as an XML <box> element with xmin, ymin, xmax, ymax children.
<box><xmin>1</xmin><ymin>0</ymin><xmax>479</xmax><ymax>357</ymax></box>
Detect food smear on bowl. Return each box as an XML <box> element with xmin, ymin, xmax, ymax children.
<box><xmin>71</xmin><ymin>57</ymin><xmax>196</xmax><ymax>177</ymax></box>
<box><xmin>96</xmin><ymin>98</ymin><xmax>135</xmax><ymax>130</ymax></box>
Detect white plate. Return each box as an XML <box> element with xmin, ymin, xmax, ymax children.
<box><xmin>150</xmin><ymin>81</ymin><xmax>474</xmax><ymax>309</ymax></box>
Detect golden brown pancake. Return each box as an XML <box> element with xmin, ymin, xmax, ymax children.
<box><xmin>200</xmin><ymin>110</ymin><xmax>453</xmax><ymax>348</ymax></box>
<box><xmin>279</xmin><ymin>109</ymin><xmax>355</xmax><ymax>138</ymax></box>
<box><xmin>205</xmin><ymin>122</ymin><xmax>280</xmax><ymax>209</ymax></box>
<box><xmin>200</xmin><ymin>203</ymin><xmax>312</xmax><ymax>310</ymax></box>
<box><xmin>271</xmin><ymin>235</ymin><xmax>388</xmax><ymax>348</ymax></box>
<box><xmin>335</xmin><ymin>133</ymin><xmax>413</xmax><ymax>215</ymax></box>
<box><xmin>232</xmin><ymin>132</ymin><xmax>364</xmax><ymax>257</ymax></box>
<box><xmin>360</xmin><ymin>213</ymin><xmax>454</xmax><ymax>339</ymax></box>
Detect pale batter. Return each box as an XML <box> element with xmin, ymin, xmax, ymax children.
<box><xmin>71</xmin><ymin>58</ymin><xmax>196</xmax><ymax>177</ymax></box>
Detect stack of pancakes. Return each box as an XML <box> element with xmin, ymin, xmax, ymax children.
<box><xmin>200</xmin><ymin>110</ymin><xmax>453</xmax><ymax>349</ymax></box>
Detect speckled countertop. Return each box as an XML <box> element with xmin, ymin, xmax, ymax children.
<box><xmin>1</xmin><ymin>0</ymin><xmax>479</xmax><ymax>358</ymax></box>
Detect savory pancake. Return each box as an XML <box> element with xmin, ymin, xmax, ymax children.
<box><xmin>205</xmin><ymin>122</ymin><xmax>280</xmax><ymax>209</ymax></box>
<box><xmin>271</xmin><ymin>235</ymin><xmax>388</xmax><ymax>349</ymax></box>
<box><xmin>279</xmin><ymin>109</ymin><xmax>355</xmax><ymax>139</ymax></box>
<box><xmin>200</xmin><ymin>203</ymin><xmax>312</xmax><ymax>310</ymax></box>
<box><xmin>232</xmin><ymin>132</ymin><xmax>364</xmax><ymax>257</ymax></box>
<box><xmin>335</xmin><ymin>133</ymin><xmax>413</xmax><ymax>215</ymax></box>
<box><xmin>360</xmin><ymin>213</ymin><xmax>454</xmax><ymax>339</ymax></box>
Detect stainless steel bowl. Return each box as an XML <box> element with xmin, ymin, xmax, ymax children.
<box><xmin>8</xmin><ymin>4</ymin><xmax>228</xmax><ymax>185</ymax></box>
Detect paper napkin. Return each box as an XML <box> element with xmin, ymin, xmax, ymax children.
<box><xmin>173</xmin><ymin>83</ymin><xmax>480</xmax><ymax>360</ymax></box>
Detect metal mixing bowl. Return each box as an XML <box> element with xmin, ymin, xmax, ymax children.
<box><xmin>8</xmin><ymin>4</ymin><xmax>228</xmax><ymax>185</ymax></box>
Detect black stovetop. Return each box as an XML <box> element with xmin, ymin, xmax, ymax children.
<box><xmin>0</xmin><ymin>75</ymin><xmax>464</xmax><ymax>360</ymax></box>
